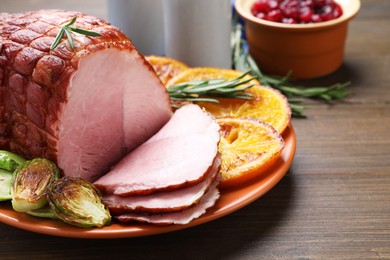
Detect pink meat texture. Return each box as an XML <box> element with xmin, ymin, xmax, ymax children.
<box><xmin>94</xmin><ymin>104</ymin><xmax>221</xmax><ymax>196</ymax></box>
<box><xmin>103</xmin><ymin>155</ymin><xmax>221</xmax><ymax>214</ymax></box>
<box><xmin>115</xmin><ymin>176</ymin><xmax>221</xmax><ymax>225</ymax></box>
<box><xmin>0</xmin><ymin>10</ymin><xmax>172</xmax><ymax>182</ymax></box>
<box><xmin>95</xmin><ymin>104</ymin><xmax>222</xmax><ymax>224</ymax></box>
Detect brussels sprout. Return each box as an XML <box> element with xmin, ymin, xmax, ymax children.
<box><xmin>0</xmin><ymin>150</ymin><xmax>26</xmax><ymax>172</ymax></box>
<box><xmin>27</xmin><ymin>206</ymin><xmax>57</xmax><ymax>219</ymax></box>
<box><xmin>12</xmin><ymin>158</ymin><xmax>60</xmax><ymax>212</ymax></box>
<box><xmin>47</xmin><ymin>177</ymin><xmax>111</xmax><ymax>228</ymax></box>
<box><xmin>0</xmin><ymin>169</ymin><xmax>13</xmax><ymax>201</ymax></box>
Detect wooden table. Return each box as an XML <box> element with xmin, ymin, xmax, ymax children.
<box><xmin>1</xmin><ymin>0</ymin><xmax>389</xmax><ymax>259</ymax></box>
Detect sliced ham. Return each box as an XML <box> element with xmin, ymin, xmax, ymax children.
<box><xmin>104</xmin><ymin>155</ymin><xmax>221</xmax><ymax>214</ymax></box>
<box><xmin>0</xmin><ymin>10</ymin><xmax>172</xmax><ymax>182</ymax></box>
<box><xmin>145</xmin><ymin>102</ymin><xmax>221</xmax><ymax>142</ymax></box>
<box><xmin>115</xmin><ymin>175</ymin><xmax>221</xmax><ymax>225</ymax></box>
<box><xmin>94</xmin><ymin>104</ymin><xmax>220</xmax><ymax>196</ymax></box>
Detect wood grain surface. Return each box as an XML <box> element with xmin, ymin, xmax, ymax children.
<box><xmin>1</xmin><ymin>0</ymin><xmax>389</xmax><ymax>259</ymax></box>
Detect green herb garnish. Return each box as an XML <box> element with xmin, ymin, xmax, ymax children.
<box><xmin>50</xmin><ymin>16</ymin><xmax>101</xmax><ymax>51</ymax></box>
<box><xmin>167</xmin><ymin>71</ymin><xmax>255</xmax><ymax>106</ymax></box>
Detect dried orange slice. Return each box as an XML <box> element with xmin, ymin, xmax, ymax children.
<box><xmin>216</xmin><ymin>117</ymin><xmax>284</xmax><ymax>188</ymax></box>
<box><xmin>145</xmin><ymin>55</ymin><xmax>189</xmax><ymax>85</ymax></box>
<box><xmin>167</xmin><ymin>67</ymin><xmax>291</xmax><ymax>134</ymax></box>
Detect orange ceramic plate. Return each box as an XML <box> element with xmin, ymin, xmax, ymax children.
<box><xmin>0</xmin><ymin>125</ymin><xmax>296</xmax><ymax>239</ymax></box>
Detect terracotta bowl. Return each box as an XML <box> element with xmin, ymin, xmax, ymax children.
<box><xmin>235</xmin><ymin>0</ymin><xmax>361</xmax><ymax>79</ymax></box>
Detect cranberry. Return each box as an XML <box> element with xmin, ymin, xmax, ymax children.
<box><xmin>321</xmin><ymin>12</ymin><xmax>334</xmax><ymax>21</ymax></box>
<box><xmin>311</xmin><ymin>14</ymin><xmax>322</xmax><ymax>23</ymax></box>
<box><xmin>333</xmin><ymin>5</ymin><xmax>343</xmax><ymax>18</ymax></box>
<box><xmin>268</xmin><ymin>0</ymin><xmax>279</xmax><ymax>10</ymax></box>
<box><xmin>316</xmin><ymin>0</ymin><xmax>327</xmax><ymax>6</ymax></box>
<box><xmin>299</xmin><ymin>6</ymin><xmax>313</xmax><ymax>22</ymax></box>
<box><xmin>301</xmin><ymin>0</ymin><xmax>315</xmax><ymax>8</ymax></box>
<box><xmin>265</xmin><ymin>10</ymin><xmax>282</xmax><ymax>22</ymax></box>
<box><xmin>280</xmin><ymin>0</ymin><xmax>300</xmax><ymax>20</ymax></box>
<box><xmin>256</xmin><ymin>12</ymin><xmax>266</xmax><ymax>19</ymax></box>
<box><xmin>252</xmin><ymin>0</ymin><xmax>269</xmax><ymax>14</ymax></box>
<box><xmin>250</xmin><ymin>0</ymin><xmax>343</xmax><ymax>24</ymax></box>
<box><xmin>282</xmin><ymin>17</ymin><xmax>297</xmax><ymax>24</ymax></box>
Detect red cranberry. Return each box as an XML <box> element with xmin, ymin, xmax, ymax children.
<box><xmin>265</xmin><ymin>10</ymin><xmax>282</xmax><ymax>22</ymax></box>
<box><xmin>299</xmin><ymin>6</ymin><xmax>313</xmax><ymax>22</ymax></box>
<box><xmin>252</xmin><ymin>0</ymin><xmax>269</xmax><ymax>14</ymax></box>
<box><xmin>301</xmin><ymin>0</ymin><xmax>315</xmax><ymax>8</ymax></box>
<box><xmin>333</xmin><ymin>5</ymin><xmax>343</xmax><ymax>18</ymax></box>
<box><xmin>256</xmin><ymin>12</ymin><xmax>266</xmax><ymax>19</ymax></box>
<box><xmin>282</xmin><ymin>17</ymin><xmax>297</xmax><ymax>24</ymax></box>
<box><xmin>280</xmin><ymin>0</ymin><xmax>300</xmax><ymax>20</ymax></box>
<box><xmin>321</xmin><ymin>13</ymin><xmax>334</xmax><ymax>21</ymax></box>
<box><xmin>250</xmin><ymin>0</ymin><xmax>343</xmax><ymax>24</ymax></box>
<box><xmin>268</xmin><ymin>0</ymin><xmax>279</xmax><ymax>10</ymax></box>
<box><xmin>315</xmin><ymin>0</ymin><xmax>327</xmax><ymax>6</ymax></box>
<box><xmin>311</xmin><ymin>14</ymin><xmax>322</xmax><ymax>23</ymax></box>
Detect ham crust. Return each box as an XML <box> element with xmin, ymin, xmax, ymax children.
<box><xmin>0</xmin><ymin>10</ymin><xmax>172</xmax><ymax>181</ymax></box>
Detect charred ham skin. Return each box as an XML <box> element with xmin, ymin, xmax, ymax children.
<box><xmin>0</xmin><ymin>10</ymin><xmax>172</xmax><ymax>181</ymax></box>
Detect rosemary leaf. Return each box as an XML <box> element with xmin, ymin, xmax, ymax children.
<box><xmin>170</xmin><ymin>97</ymin><xmax>220</xmax><ymax>103</ymax></box>
<box><xmin>50</xmin><ymin>16</ymin><xmax>101</xmax><ymax>51</ymax></box>
<box><xmin>277</xmin><ymin>82</ymin><xmax>351</xmax><ymax>101</ymax></box>
<box><xmin>229</xmin><ymin>94</ymin><xmax>254</xmax><ymax>100</ymax></box>
<box><xmin>63</xmin><ymin>28</ymin><xmax>75</xmax><ymax>50</ymax></box>
<box><xmin>213</xmin><ymin>84</ymin><xmax>254</xmax><ymax>93</ymax></box>
<box><xmin>167</xmin><ymin>71</ymin><xmax>256</xmax><ymax>104</ymax></box>
<box><xmin>290</xmin><ymin>103</ymin><xmax>307</xmax><ymax>118</ymax></box>
<box><xmin>180</xmin><ymin>77</ymin><xmax>255</xmax><ymax>94</ymax></box>
<box><xmin>66</xmin><ymin>16</ymin><xmax>77</xmax><ymax>26</ymax></box>
<box><xmin>68</xmin><ymin>27</ymin><xmax>101</xmax><ymax>37</ymax></box>
<box><xmin>50</xmin><ymin>28</ymin><xmax>65</xmax><ymax>50</ymax></box>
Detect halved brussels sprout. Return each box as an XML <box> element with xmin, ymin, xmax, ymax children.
<box><xmin>0</xmin><ymin>150</ymin><xmax>26</xmax><ymax>172</ymax></box>
<box><xmin>0</xmin><ymin>169</ymin><xmax>13</xmax><ymax>201</ymax></box>
<box><xmin>12</xmin><ymin>158</ymin><xmax>60</xmax><ymax>212</ymax></box>
<box><xmin>47</xmin><ymin>177</ymin><xmax>111</xmax><ymax>228</ymax></box>
<box><xmin>27</xmin><ymin>206</ymin><xmax>57</xmax><ymax>219</ymax></box>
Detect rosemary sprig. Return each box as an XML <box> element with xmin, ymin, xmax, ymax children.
<box><xmin>50</xmin><ymin>16</ymin><xmax>101</xmax><ymax>51</ymax></box>
<box><xmin>231</xmin><ymin>22</ymin><xmax>351</xmax><ymax>117</ymax></box>
<box><xmin>167</xmin><ymin>71</ymin><xmax>255</xmax><ymax>105</ymax></box>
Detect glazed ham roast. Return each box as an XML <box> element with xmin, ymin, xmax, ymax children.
<box><xmin>0</xmin><ymin>10</ymin><xmax>172</xmax><ymax>182</ymax></box>
<box><xmin>1</xmin><ymin>10</ymin><xmax>222</xmax><ymax>225</ymax></box>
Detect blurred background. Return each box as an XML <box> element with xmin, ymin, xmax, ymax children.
<box><xmin>1</xmin><ymin>0</ymin><xmax>107</xmax><ymax>19</ymax></box>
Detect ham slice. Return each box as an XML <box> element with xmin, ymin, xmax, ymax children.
<box><xmin>115</xmin><ymin>175</ymin><xmax>221</xmax><ymax>225</ymax></box>
<box><xmin>94</xmin><ymin>104</ymin><xmax>220</xmax><ymax>196</ymax></box>
<box><xmin>0</xmin><ymin>10</ymin><xmax>172</xmax><ymax>182</ymax></box>
<box><xmin>103</xmin><ymin>155</ymin><xmax>221</xmax><ymax>214</ymax></box>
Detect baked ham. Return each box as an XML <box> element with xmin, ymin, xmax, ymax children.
<box><xmin>0</xmin><ymin>10</ymin><xmax>172</xmax><ymax>182</ymax></box>
<box><xmin>94</xmin><ymin>104</ymin><xmax>221</xmax><ymax>196</ymax></box>
<box><xmin>94</xmin><ymin>104</ymin><xmax>221</xmax><ymax>224</ymax></box>
<box><xmin>115</xmin><ymin>175</ymin><xmax>221</xmax><ymax>225</ymax></box>
<box><xmin>103</xmin><ymin>155</ymin><xmax>220</xmax><ymax>214</ymax></box>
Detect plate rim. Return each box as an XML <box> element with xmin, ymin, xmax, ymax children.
<box><xmin>0</xmin><ymin>124</ymin><xmax>296</xmax><ymax>239</ymax></box>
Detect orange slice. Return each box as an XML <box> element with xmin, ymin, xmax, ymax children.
<box><xmin>145</xmin><ymin>55</ymin><xmax>189</xmax><ymax>85</ymax></box>
<box><xmin>167</xmin><ymin>67</ymin><xmax>291</xmax><ymax>134</ymax></box>
<box><xmin>216</xmin><ymin>117</ymin><xmax>284</xmax><ymax>188</ymax></box>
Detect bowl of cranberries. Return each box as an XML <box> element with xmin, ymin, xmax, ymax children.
<box><xmin>235</xmin><ymin>0</ymin><xmax>361</xmax><ymax>78</ymax></box>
